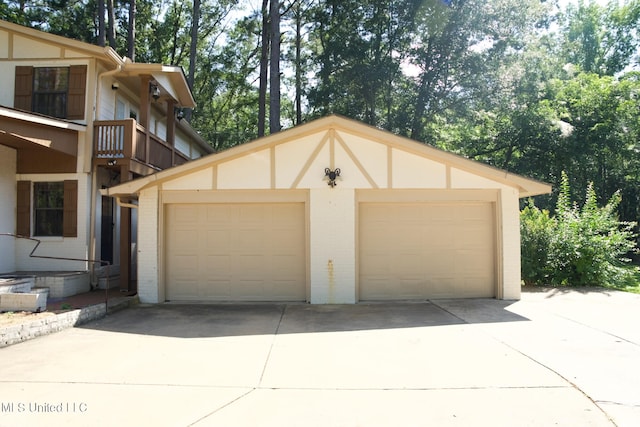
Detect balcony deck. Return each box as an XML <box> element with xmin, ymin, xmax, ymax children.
<box><xmin>93</xmin><ymin>119</ymin><xmax>188</xmax><ymax>174</ymax></box>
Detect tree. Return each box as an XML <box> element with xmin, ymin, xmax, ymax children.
<box><xmin>98</xmin><ymin>0</ymin><xmax>106</xmax><ymax>46</ymax></box>
<box><xmin>293</xmin><ymin>0</ymin><xmax>303</xmax><ymax>125</ymax></box>
<box><xmin>107</xmin><ymin>0</ymin><xmax>116</xmax><ymax>47</ymax></box>
<box><xmin>258</xmin><ymin>0</ymin><xmax>269</xmax><ymax>137</ymax></box>
<box><xmin>269</xmin><ymin>0</ymin><xmax>281</xmax><ymax>133</ymax></box>
<box><xmin>185</xmin><ymin>0</ymin><xmax>200</xmax><ymax>122</ymax></box>
<box><xmin>128</xmin><ymin>0</ymin><xmax>136</xmax><ymax>60</ymax></box>
<box><xmin>557</xmin><ymin>0</ymin><xmax>640</xmax><ymax>76</ymax></box>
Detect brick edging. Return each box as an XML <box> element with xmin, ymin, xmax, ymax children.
<box><xmin>0</xmin><ymin>298</ymin><xmax>135</xmax><ymax>348</ymax></box>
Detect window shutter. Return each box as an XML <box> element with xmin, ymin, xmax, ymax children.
<box><xmin>67</xmin><ymin>65</ymin><xmax>87</xmax><ymax>120</ymax></box>
<box><xmin>16</xmin><ymin>181</ymin><xmax>31</xmax><ymax>236</ymax></box>
<box><xmin>14</xmin><ymin>66</ymin><xmax>33</xmax><ymax>111</ymax></box>
<box><xmin>63</xmin><ymin>180</ymin><xmax>78</xmax><ymax>237</ymax></box>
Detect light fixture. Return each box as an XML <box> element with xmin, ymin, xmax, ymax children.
<box><xmin>324</xmin><ymin>168</ymin><xmax>341</xmax><ymax>188</ymax></box>
<box><xmin>107</xmin><ymin>159</ymin><xmax>117</xmax><ymax>166</ymax></box>
<box><xmin>111</xmin><ymin>82</ymin><xmax>119</xmax><ymax>90</ymax></box>
<box><xmin>176</xmin><ymin>108</ymin><xmax>184</xmax><ymax>121</ymax></box>
<box><xmin>150</xmin><ymin>83</ymin><xmax>160</xmax><ymax>100</ymax></box>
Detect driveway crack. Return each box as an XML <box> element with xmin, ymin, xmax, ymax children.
<box><xmin>187</xmin><ymin>388</ymin><xmax>255</xmax><ymax>426</ymax></box>
<box><xmin>258</xmin><ymin>304</ymin><xmax>287</xmax><ymax>386</ymax></box>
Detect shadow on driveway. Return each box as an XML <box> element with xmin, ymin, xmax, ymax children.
<box><xmin>80</xmin><ymin>300</ymin><xmax>529</xmax><ymax>339</ymax></box>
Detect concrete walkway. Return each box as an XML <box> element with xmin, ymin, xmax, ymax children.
<box><xmin>0</xmin><ymin>288</ymin><xmax>638</xmax><ymax>426</ymax></box>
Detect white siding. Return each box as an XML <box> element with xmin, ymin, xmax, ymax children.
<box><xmin>175</xmin><ymin>135</ymin><xmax>191</xmax><ymax>157</ymax></box>
<box><xmin>98</xmin><ymin>78</ymin><xmax>117</xmax><ymax>121</ymax></box>
<box><xmin>137</xmin><ymin>187</ymin><xmax>160</xmax><ymax>303</ymax></box>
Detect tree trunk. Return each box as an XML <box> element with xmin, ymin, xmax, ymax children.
<box><xmin>294</xmin><ymin>0</ymin><xmax>302</xmax><ymax>125</ymax></box>
<box><xmin>98</xmin><ymin>0</ymin><xmax>106</xmax><ymax>47</ymax></box>
<box><xmin>128</xmin><ymin>0</ymin><xmax>136</xmax><ymax>61</ymax></box>
<box><xmin>269</xmin><ymin>0</ymin><xmax>281</xmax><ymax>134</ymax></box>
<box><xmin>258</xmin><ymin>0</ymin><xmax>269</xmax><ymax>137</ymax></box>
<box><xmin>107</xmin><ymin>0</ymin><xmax>116</xmax><ymax>48</ymax></box>
<box><xmin>185</xmin><ymin>0</ymin><xmax>201</xmax><ymax>122</ymax></box>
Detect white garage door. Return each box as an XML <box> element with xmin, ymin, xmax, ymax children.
<box><xmin>359</xmin><ymin>202</ymin><xmax>495</xmax><ymax>300</ymax></box>
<box><xmin>165</xmin><ymin>203</ymin><xmax>306</xmax><ymax>301</ymax></box>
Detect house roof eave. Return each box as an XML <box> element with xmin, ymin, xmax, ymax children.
<box><xmin>104</xmin><ymin>115</ymin><xmax>553</xmax><ymax>198</ymax></box>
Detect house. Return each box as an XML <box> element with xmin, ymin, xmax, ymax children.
<box><xmin>0</xmin><ymin>20</ymin><xmax>213</xmax><ymax>297</ymax></box>
<box><xmin>104</xmin><ymin>115</ymin><xmax>551</xmax><ymax>304</ymax></box>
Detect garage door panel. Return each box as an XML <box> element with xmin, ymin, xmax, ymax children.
<box><xmin>172</xmin><ymin>230</ymin><xmax>199</xmax><ymax>251</ymax></box>
<box><xmin>206</xmin><ymin>205</ymin><xmax>232</xmax><ymax>223</ymax></box>
<box><xmin>359</xmin><ymin>202</ymin><xmax>495</xmax><ymax>300</ymax></box>
<box><xmin>206</xmin><ymin>230</ymin><xmax>230</xmax><ymax>250</ymax></box>
<box><xmin>173</xmin><ymin>205</ymin><xmax>199</xmax><ymax>222</ymax></box>
<box><xmin>166</xmin><ymin>203</ymin><xmax>305</xmax><ymax>301</ymax></box>
<box><xmin>204</xmin><ymin>255</ymin><xmax>231</xmax><ymax>276</ymax></box>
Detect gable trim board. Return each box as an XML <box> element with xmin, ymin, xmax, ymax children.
<box><xmin>105</xmin><ymin>115</ymin><xmax>551</xmax><ymax>304</ymax></box>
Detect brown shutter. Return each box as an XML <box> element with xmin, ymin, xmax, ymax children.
<box><xmin>63</xmin><ymin>180</ymin><xmax>78</xmax><ymax>237</ymax></box>
<box><xmin>67</xmin><ymin>65</ymin><xmax>87</xmax><ymax>120</ymax></box>
<box><xmin>16</xmin><ymin>181</ymin><xmax>31</xmax><ymax>236</ymax></box>
<box><xmin>14</xmin><ymin>66</ymin><xmax>33</xmax><ymax>111</ymax></box>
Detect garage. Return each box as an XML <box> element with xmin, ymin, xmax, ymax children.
<box><xmin>104</xmin><ymin>115</ymin><xmax>551</xmax><ymax>304</ymax></box>
<box><xmin>359</xmin><ymin>202</ymin><xmax>495</xmax><ymax>300</ymax></box>
<box><xmin>165</xmin><ymin>202</ymin><xmax>306</xmax><ymax>301</ymax></box>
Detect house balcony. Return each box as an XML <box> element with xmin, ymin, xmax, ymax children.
<box><xmin>93</xmin><ymin>119</ymin><xmax>188</xmax><ymax>176</ymax></box>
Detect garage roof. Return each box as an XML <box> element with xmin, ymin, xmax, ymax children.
<box><xmin>104</xmin><ymin>115</ymin><xmax>552</xmax><ymax>198</ymax></box>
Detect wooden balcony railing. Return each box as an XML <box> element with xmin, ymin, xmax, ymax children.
<box><xmin>94</xmin><ymin>119</ymin><xmax>190</xmax><ymax>172</ymax></box>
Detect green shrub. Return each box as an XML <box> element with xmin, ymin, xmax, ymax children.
<box><xmin>521</xmin><ymin>172</ymin><xmax>638</xmax><ymax>287</ymax></box>
<box><xmin>520</xmin><ymin>201</ymin><xmax>555</xmax><ymax>285</ymax></box>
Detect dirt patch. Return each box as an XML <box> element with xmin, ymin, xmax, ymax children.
<box><xmin>0</xmin><ymin>311</ymin><xmax>58</xmax><ymax>327</ymax></box>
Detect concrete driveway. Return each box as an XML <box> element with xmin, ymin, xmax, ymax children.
<box><xmin>0</xmin><ymin>288</ymin><xmax>638</xmax><ymax>427</ymax></box>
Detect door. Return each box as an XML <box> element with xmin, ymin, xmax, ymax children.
<box><xmin>165</xmin><ymin>203</ymin><xmax>306</xmax><ymax>301</ymax></box>
<box><xmin>359</xmin><ymin>202</ymin><xmax>495</xmax><ymax>300</ymax></box>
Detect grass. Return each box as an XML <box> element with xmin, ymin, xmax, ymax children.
<box><xmin>523</xmin><ymin>264</ymin><xmax>640</xmax><ymax>294</ymax></box>
<box><xmin>602</xmin><ymin>266</ymin><xmax>640</xmax><ymax>294</ymax></box>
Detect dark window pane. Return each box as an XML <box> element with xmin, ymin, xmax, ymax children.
<box><xmin>34</xmin><ymin>210</ymin><xmax>64</xmax><ymax>236</ymax></box>
<box><xmin>33</xmin><ymin>182</ymin><xmax>64</xmax><ymax>237</ymax></box>
<box><xmin>33</xmin><ymin>93</ymin><xmax>67</xmax><ymax>118</ymax></box>
<box><xmin>34</xmin><ymin>67</ymin><xmax>68</xmax><ymax>91</ymax></box>
<box><xmin>33</xmin><ymin>67</ymin><xmax>69</xmax><ymax>118</ymax></box>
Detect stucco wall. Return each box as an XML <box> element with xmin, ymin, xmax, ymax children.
<box><xmin>309</xmin><ymin>188</ymin><xmax>356</xmax><ymax>303</ymax></box>
<box><xmin>137</xmin><ymin>187</ymin><xmax>160</xmax><ymax>303</ymax></box>
<box><xmin>0</xmin><ymin>145</ymin><xmax>17</xmax><ymax>274</ymax></box>
<box><xmin>500</xmin><ymin>187</ymin><xmax>522</xmax><ymax>299</ymax></box>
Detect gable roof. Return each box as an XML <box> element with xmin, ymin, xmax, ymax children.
<box><xmin>0</xmin><ymin>19</ymin><xmax>195</xmax><ymax>107</ymax></box>
<box><xmin>0</xmin><ymin>19</ymin><xmax>121</xmax><ymax>65</ymax></box>
<box><xmin>104</xmin><ymin>114</ymin><xmax>552</xmax><ymax>198</ymax></box>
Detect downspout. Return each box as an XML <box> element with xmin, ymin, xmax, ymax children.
<box><xmin>89</xmin><ymin>62</ymin><xmax>123</xmax><ymax>287</ymax></box>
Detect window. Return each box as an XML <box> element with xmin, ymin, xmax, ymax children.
<box><xmin>33</xmin><ymin>182</ymin><xmax>64</xmax><ymax>236</ymax></box>
<box><xmin>17</xmin><ymin>180</ymin><xmax>77</xmax><ymax>238</ymax></box>
<box><xmin>14</xmin><ymin>65</ymin><xmax>87</xmax><ymax>120</ymax></box>
<box><xmin>32</xmin><ymin>67</ymin><xmax>69</xmax><ymax>119</ymax></box>
<box><xmin>115</xmin><ymin>99</ymin><xmax>126</xmax><ymax>120</ymax></box>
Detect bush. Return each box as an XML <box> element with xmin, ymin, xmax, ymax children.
<box><xmin>521</xmin><ymin>172</ymin><xmax>638</xmax><ymax>287</ymax></box>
